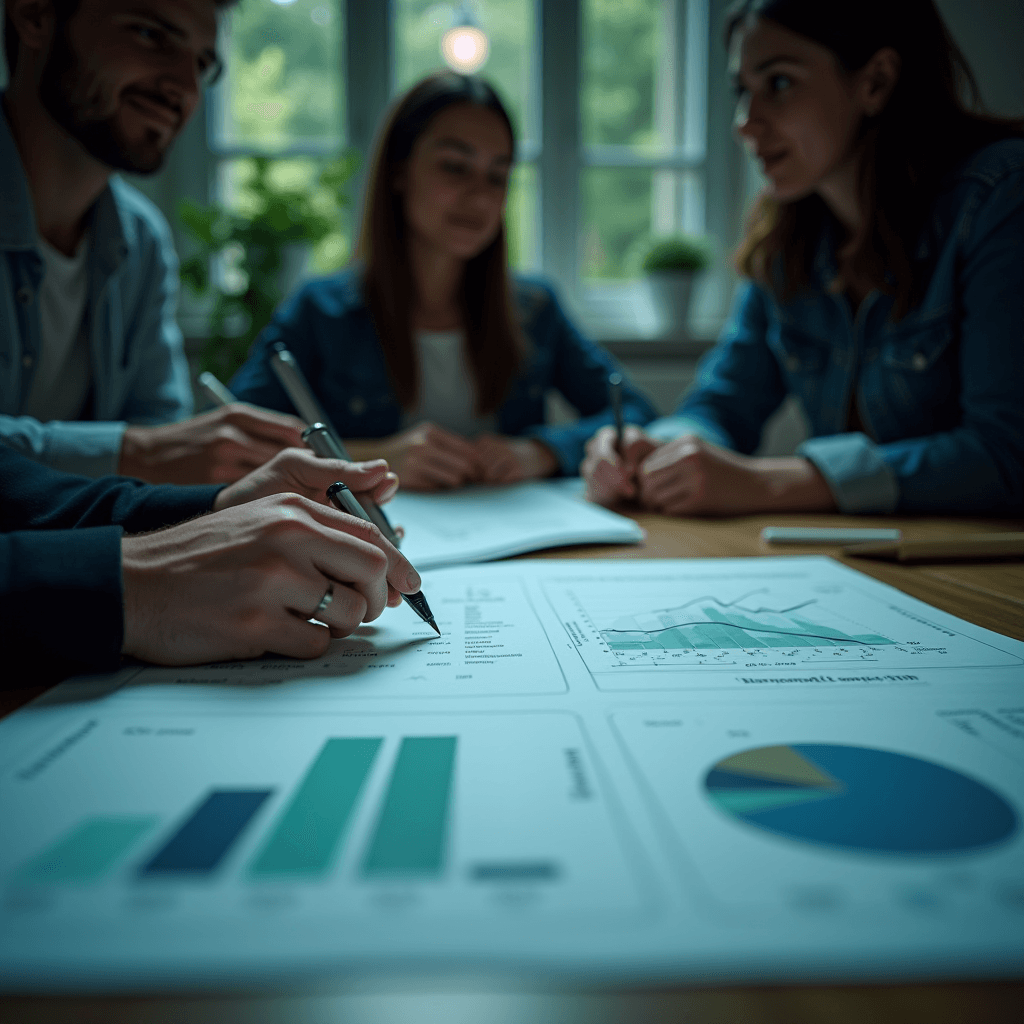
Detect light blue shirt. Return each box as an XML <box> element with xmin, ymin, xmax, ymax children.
<box><xmin>650</xmin><ymin>139</ymin><xmax>1024</xmax><ymax>515</ymax></box>
<box><xmin>0</xmin><ymin>99</ymin><xmax>193</xmax><ymax>477</ymax></box>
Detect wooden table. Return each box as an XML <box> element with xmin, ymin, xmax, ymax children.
<box><xmin>4</xmin><ymin>511</ymin><xmax>1023</xmax><ymax>1023</ymax></box>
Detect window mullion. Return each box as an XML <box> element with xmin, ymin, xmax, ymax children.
<box><xmin>346</xmin><ymin>0</ymin><xmax>392</xmax><ymax>228</ymax></box>
<box><xmin>539</xmin><ymin>0</ymin><xmax>582</xmax><ymax>300</ymax></box>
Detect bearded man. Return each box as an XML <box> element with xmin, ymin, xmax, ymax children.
<box><xmin>1</xmin><ymin>0</ymin><xmax>307</xmax><ymax>483</ymax></box>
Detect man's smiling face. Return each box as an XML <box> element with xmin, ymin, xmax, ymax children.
<box><xmin>38</xmin><ymin>0</ymin><xmax>221</xmax><ymax>174</ymax></box>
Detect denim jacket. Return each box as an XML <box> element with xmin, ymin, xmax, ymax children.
<box><xmin>230</xmin><ymin>269</ymin><xmax>656</xmax><ymax>474</ymax></box>
<box><xmin>0</xmin><ymin>100</ymin><xmax>192</xmax><ymax>477</ymax></box>
<box><xmin>650</xmin><ymin>139</ymin><xmax>1024</xmax><ymax>515</ymax></box>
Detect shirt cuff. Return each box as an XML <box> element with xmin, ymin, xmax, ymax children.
<box><xmin>41</xmin><ymin>421</ymin><xmax>127</xmax><ymax>478</ymax></box>
<box><xmin>645</xmin><ymin>414</ymin><xmax>732</xmax><ymax>447</ymax></box>
<box><xmin>797</xmin><ymin>433</ymin><xmax>900</xmax><ymax>514</ymax></box>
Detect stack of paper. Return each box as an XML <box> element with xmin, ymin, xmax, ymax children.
<box><xmin>386</xmin><ymin>480</ymin><xmax>643</xmax><ymax>568</ymax></box>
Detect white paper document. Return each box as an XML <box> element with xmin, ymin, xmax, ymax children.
<box><xmin>1</xmin><ymin>557</ymin><xmax>1022</xmax><ymax>989</ymax></box>
<box><xmin>385</xmin><ymin>481</ymin><xmax>642</xmax><ymax>567</ymax></box>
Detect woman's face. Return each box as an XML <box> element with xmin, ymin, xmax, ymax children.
<box><xmin>730</xmin><ymin>17</ymin><xmax>868</xmax><ymax>202</ymax></box>
<box><xmin>398</xmin><ymin>102</ymin><xmax>513</xmax><ymax>261</ymax></box>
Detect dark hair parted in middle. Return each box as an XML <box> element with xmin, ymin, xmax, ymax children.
<box><xmin>728</xmin><ymin>0</ymin><xmax>1024</xmax><ymax>318</ymax></box>
<box><xmin>357</xmin><ymin>72</ymin><xmax>523</xmax><ymax>414</ymax></box>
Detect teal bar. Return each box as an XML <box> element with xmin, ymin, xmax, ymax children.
<box><xmin>363</xmin><ymin>737</ymin><xmax>457</xmax><ymax>877</ymax></box>
<box><xmin>659</xmin><ymin>629</ymin><xmax>694</xmax><ymax>650</ymax></box>
<box><xmin>689</xmin><ymin>626</ymin><xmax>722</xmax><ymax>649</ymax></box>
<box><xmin>19</xmin><ymin>816</ymin><xmax>157</xmax><ymax>883</ymax></box>
<box><xmin>251</xmin><ymin>738</ymin><xmax>382</xmax><ymax>877</ymax></box>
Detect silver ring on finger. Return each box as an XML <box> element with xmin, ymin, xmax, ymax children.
<box><xmin>312</xmin><ymin>584</ymin><xmax>334</xmax><ymax>620</ymax></box>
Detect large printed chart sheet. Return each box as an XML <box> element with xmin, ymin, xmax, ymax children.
<box><xmin>1</xmin><ymin>557</ymin><xmax>1022</xmax><ymax>989</ymax></box>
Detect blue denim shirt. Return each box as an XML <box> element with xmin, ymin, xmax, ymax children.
<box><xmin>0</xmin><ymin>100</ymin><xmax>193</xmax><ymax>477</ymax></box>
<box><xmin>230</xmin><ymin>269</ymin><xmax>656</xmax><ymax>474</ymax></box>
<box><xmin>650</xmin><ymin>139</ymin><xmax>1024</xmax><ymax>515</ymax></box>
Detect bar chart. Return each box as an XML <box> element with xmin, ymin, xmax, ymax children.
<box><xmin>3</xmin><ymin>712</ymin><xmax>643</xmax><ymax>922</ymax></box>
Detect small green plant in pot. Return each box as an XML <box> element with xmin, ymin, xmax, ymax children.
<box><xmin>178</xmin><ymin>152</ymin><xmax>358</xmax><ymax>382</ymax></box>
<box><xmin>641</xmin><ymin>235</ymin><xmax>713</xmax><ymax>338</ymax></box>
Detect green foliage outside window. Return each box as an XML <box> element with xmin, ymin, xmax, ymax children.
<box><xmin>582</xmin><ymin>0</ymin><xmax>667</xmax><ymax>281</ymax></box>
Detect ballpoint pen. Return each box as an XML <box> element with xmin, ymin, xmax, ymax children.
<box><xmin>326</xmin><ymin>482</ymin><xmax>440</xmax><ymax>635</ymax></box>
<box><xmin>270</xmin><ymin>342</ymin><xmax>339</xmax><ymax>436</ymax></box>
<box><xmin>197</xmin><ymin>371</ymin><xmax>236</xmax><ymax>408</ymax></box>
<box><xmin>302</xmin><ymin>423</ymin><xmax>401</xmax><ymax>547</ymax></box>
<box><xmin>608</xmin><ymin>372</ymin><xmax>624</xmax><ymax>454</ymax></box>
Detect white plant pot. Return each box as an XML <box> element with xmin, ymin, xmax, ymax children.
<box><xmin>646</xmin><ymin>271</ymin><xmax>695</xmax><ymax>338</ymax></box>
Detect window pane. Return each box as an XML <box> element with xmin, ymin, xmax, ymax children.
<box><xmin>211</xmin><ymin>0</ymin><xmax>345</xmax><ymax>152</ymax></box>
<box><xmin>217</xmin><ymin>158</ymin><xmax>353</xmax><ymax>282</ymax></box>
<box><xmin>506</xmin><ymin>163</ymin><xmax>538</xmax><ymax>272</ymax></box>
<box><xmin>582</xmin><ymin>0</ymin><xmax>671</xmax><ymax>151</ymax></box>
<box><xmin>392</xmin><ymin>0</ymin><xmax>537</xmax><ymax>145</ymax></box>
<box><xmin>581</xmin><ymin>167</ymin><xmax>702</xmax><ymax>282</ymax></box>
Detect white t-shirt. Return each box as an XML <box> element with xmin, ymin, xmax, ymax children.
<box><xmin>22</xmin><ymin>233</ymin><xmax>92</xmax><ymax>422</ymax></box>
<box><xmin>402</xmin><ymin>329</ymin><xmax>498</xmax><ymax>437</ymax></box>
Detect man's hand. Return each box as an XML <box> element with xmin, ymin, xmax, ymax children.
<box><xmin>581</xmin><ymin>425</ymin><xmax>659</xmax><ymax>506</ymax></box>
<box><xmin>637</xmin><ymin>434</ymin><xmax>835</xmax><ymax>516</ymax></box>
<box><xmin>118</xmin><ymin>405</ymin><xmax>307</xmax><ymax>484</ymax></box>
<box><xmin>371</xmin><ymin>422</ymin><xmax>482</xmax><ymax>491</ymax></box>
<box><xmin>213</xmin><ymin>449</ymin><xmax>399</xmax><ymax>512</ymax></box>
<box><xmin>121</xmin><ymin>494</ymin><xmax>420</xmax><ymax>665</ymax></box>
<box><xmin>472</xmin><ymin>434</ymin><xmax>559</xmax><ymax>485</ymax></box>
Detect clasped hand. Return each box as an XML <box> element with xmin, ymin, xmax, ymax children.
<box><xmin>121</xmin><ymin>449</ymin><xmax>417</xmax><ymax>665</ymax></box>
<box><xmin>370</xmin><ymin>422</ymin><xmax>558</xmax><ymax>491</ymax></box>
<box><xmin>582</xmin><ymin>426</ymin><xmax>834</xmax><ymax>516</ymax></box>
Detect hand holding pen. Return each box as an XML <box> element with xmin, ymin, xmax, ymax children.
<box><xmin>327</xmin><ymin>482</ymin><xmax>440</xmax><ymax>635</ymax></box>
<box><xmin>580</xmin><ymin>374</ymin><xmax>659</xmax><ymax>507</ymax></box>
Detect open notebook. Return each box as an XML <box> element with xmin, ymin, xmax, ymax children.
<box><xmin>384</xmin><ymin>480</ymin><xmax>643</xmax><ymax>568</ymax></box>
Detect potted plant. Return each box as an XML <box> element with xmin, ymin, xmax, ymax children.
<box><xmin>178</xmin><ymin>152</ymin><xmax>358</xmax><ymax>382</ymax></box>
<box><xmin>641</xmin><ymin>235</ymin><xmax>713</xmax><ymax>338</ymax></box>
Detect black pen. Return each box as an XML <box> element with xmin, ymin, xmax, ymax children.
<box><xmin>326</xmin><ymin>482</ymin><xmax>440</xmax><ymax>636</ymax></box>
<box><xmin>608</xmin><ymin>372</ymin><xmax>624</xmax><ymax>454</ymax></box>
<box><xmin>303</xmin><ymin>423</ymin><xmax>401</xmax><ymax>548</ymax></box>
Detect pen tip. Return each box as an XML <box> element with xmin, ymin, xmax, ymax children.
<box><xmin>429</xmin><ymin>620</ymin><xmax>441</xmax><ymax>636</ymax></box>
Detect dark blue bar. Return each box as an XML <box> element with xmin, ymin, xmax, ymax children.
<box><xmin>141</xmin><ymin>790</ymin><xmax>272</xmax><ymax>876</ymax></box>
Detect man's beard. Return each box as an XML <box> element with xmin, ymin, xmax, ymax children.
<box><xmin>38</xmin><ymin>22</ymin><xmax>175</xmax><ymax>176</ymax></box>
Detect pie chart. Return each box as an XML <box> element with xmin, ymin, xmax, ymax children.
<box><xmin>704</xmin><ymin>743</ymin><xmax>1018</xmax><ymax>854</ymax></box>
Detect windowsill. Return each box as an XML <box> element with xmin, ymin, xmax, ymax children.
<box><xmin>577</xmin><ymin>280</ymin><xmax>722</xmax><ymax>357</ymax></box>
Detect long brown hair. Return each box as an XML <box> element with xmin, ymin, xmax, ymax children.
<box><xmin>357</xmin><ymin>73</ymin><xmax>522</xmax><ymax>413</ymax></box>
<box><xmin>728</xmin><ymin>0</ymin><xmax>1024</xmax><ymax>318</ymax></box>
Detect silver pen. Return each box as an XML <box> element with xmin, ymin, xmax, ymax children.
<box><xmin>326</xmin><ymin>482</ymin><xmax>439</xmax><ymax>635</ymax></box>
<box><xmin>197</xmin><ymin>371</ymin><xmax>236</xmax><ymax>408</ymax></box>
<box><xmin>302</xmin><ymin>424</ymin><xmax>401</xmax><ymax>548</ymax></box>
<box><xmin>270</xmin><ymin>342</ymin><xmax>338</xmax><ymax>436</ymax></box>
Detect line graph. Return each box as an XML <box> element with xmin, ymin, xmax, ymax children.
<box><xmin>599</xmin><ymin>591</ymin><xmax>894</xmax><ymax>653</ymax></box>
<box><xmin>537</xmin><ymin>565</ymin><xmax>1018</xmax><ymax>688</ymax></box>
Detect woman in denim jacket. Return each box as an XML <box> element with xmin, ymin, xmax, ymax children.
<box><xmin>583</xmin><ymin>0</ymin><xmax>1023</xmax><ymax>516</ymax></box>
<box><xmin>231</xmin><ymin>74</ymin><xmax>654</xmax><ymax>490</ymax></box>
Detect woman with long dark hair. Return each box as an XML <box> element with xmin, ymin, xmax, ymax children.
<box><xmin>583</xmin><ymin>0</ymin><xmax>1023</xmax><ymax>516</ymax></box>
<box><xmin>232</xmin><ymin>73</ymin><xmax>654</xmax><ymax>490</ymax></box>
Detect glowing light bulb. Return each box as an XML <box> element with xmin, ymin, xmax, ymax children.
<box><xmin>441</xmin><ymin>24</ymin><xmax>489</xmax><ymax>73</ymax></box>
